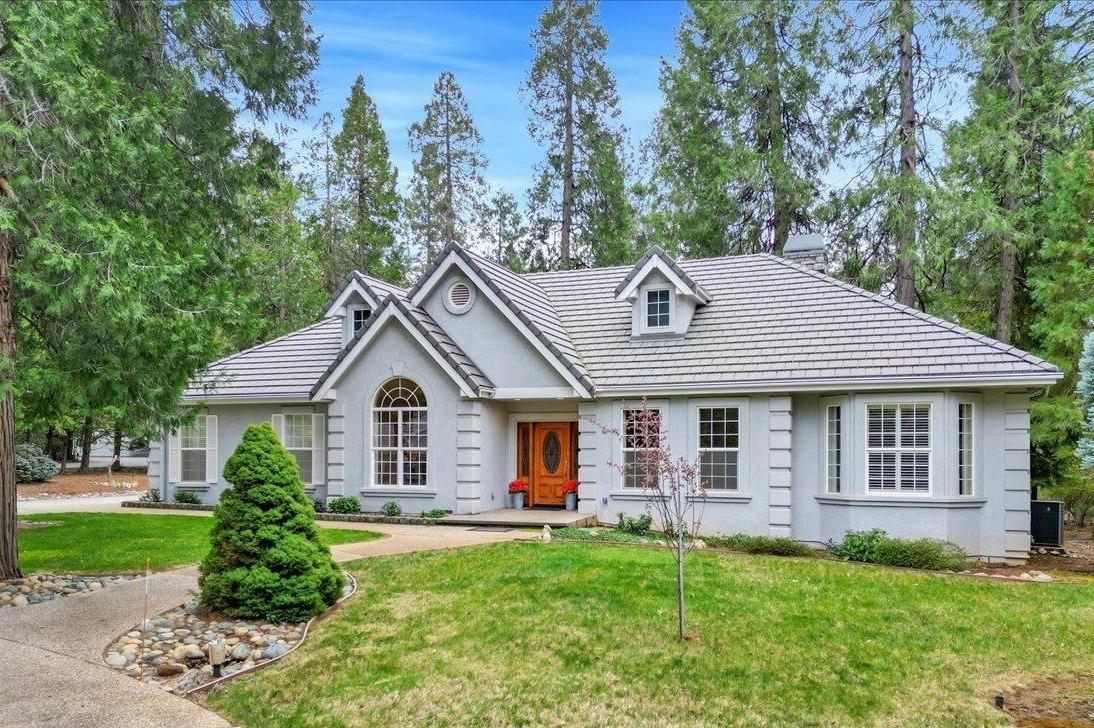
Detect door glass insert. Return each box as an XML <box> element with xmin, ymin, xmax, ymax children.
<box><xmin>543</xmin><ymin>431</ymin><xmax>561</xmax><ymax>474</ymax></box>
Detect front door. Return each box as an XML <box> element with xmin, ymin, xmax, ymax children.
<box><xmin>530</xmin><ymin>422</ymin><xmax>572</xmax><ymax>507</ymax></box>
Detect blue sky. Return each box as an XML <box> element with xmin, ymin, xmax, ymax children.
<box><xmin>285</xmin><ymin>0</ymin><xmax>687</xmax><ymax>195</ymax></box>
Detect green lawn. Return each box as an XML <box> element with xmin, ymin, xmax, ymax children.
<box><xmin>17</xmin><ymin>513</ymin><xmax>381</xmax><ymax>573</ymax></box>
<box><xmin>206</xmin><ymin>541</ymin><xmax>1094</xmax><ymax>728</ymax></box>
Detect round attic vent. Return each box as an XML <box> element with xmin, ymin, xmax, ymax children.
<box><xmin>445</xmin><ymin>280</ymin><xmax>475</xmax><ymax>314</ymax></box>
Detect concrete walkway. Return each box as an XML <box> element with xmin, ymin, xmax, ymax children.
<box><xmin>1</xmin><ymin>513</ymin><xmax>529</xmax><ymax>728</ymax></box>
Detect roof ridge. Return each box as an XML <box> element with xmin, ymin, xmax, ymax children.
<box><xmin>203</xmin><ymin>317</ymin><xmax>339</xmax><ymax>371</ymax></box>
<box><xmin>760</xmin><ymin>254</ymin><xmax>1059</xmax><ymax>372</ymax></box>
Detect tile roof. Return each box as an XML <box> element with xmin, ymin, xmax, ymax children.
<box><xmin>189</xmin><ymin>246</ymin><xmax>1060</xmax><ymax>401</ymax></box>
<box><xmin>526</xmin><ymin>253</ymin><xmax>1059</xmax><ymax>389</ymax></box>
<box><xmin>612</xmin><ymin>245</ymin><xmax>710</xmax><ymax>302</ymax></box>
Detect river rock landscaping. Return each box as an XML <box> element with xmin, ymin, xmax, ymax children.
<box><xmin>0</xmin><ymin>573</ymin><xmax>138</xmax><ymax>607</ymax></box>
<box><xmin>103</xmin><ymin>598</ymin><xmax>306</xmax><ymax>694</ymax></box>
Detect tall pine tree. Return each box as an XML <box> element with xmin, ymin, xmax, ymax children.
<box><xmin>523</xmin><ymin>0</ymin><xmax>634</xmax><ymax>269</ymax></box>
<box><xmin>406</xmin><ymin>72</ymin><xmax>487</xmax><ymax>264</ymax></box>
<box><xmin>477</xmin><ymin>189</ymin><xmax>529</xmax><ymax>271</ymax></box>
<box><xmin>824</xmin><ymin>0</ymin><xmax>956</xmax><ymax>304</ymax></box>
<box><xmin>652</xmin><ymin>0</ymin><xmax>833</xmax><ymax>256</ymax></box>
<box><xmin>332</xmin><ymin>75</ymin><xmax>405</xmax><ymax>283</ymax></box>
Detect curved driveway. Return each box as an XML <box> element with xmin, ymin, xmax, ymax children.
<box><xmin>0</xmin><ymin>513</ymin><xmax>525</xmax><ymax>728</ymax></box>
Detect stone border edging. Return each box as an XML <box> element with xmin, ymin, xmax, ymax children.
<box><xmin>183</xmin><ymin>570</ymin><xmax>358</xmax><ymax>696</ymax></box>
<box><xmin>122</xmin><ymin>500</ymin><xmax>444</xmax><ymax>526</ymax></box>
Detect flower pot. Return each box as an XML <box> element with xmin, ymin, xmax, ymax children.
<box><xmin>512</xmin><ymin>492</ymin><xmax>525</xmax><ymax>510</ymax></box>
<box><xmin>564</xmin><ymin>492</ymin><xmax>578</xmax><ymax>511</ymax></box>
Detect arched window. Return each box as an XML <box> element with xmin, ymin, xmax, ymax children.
<box><xmin>372</xmin><ymin>377</ymin><xmax>427</xmax><ymax>487</ymax></box>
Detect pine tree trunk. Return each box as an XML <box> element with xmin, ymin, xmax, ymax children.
<box><xmin>995</xmin><ymin>0</ymin><xmax>1022</xmax><ymax>344</ymax></box>
<box><xmin>0</xmin><ymin>227</ymin><xmax>21</xmax><ymax>579</ymax></box>
<box><xmin>444</xmin><ymin>102</ymin><xmax>455</xmax><ymax>247</ymax></box>
<box><xmin>560</xmin><ymin>4</ymin><xmax>575</xmax><ymax>269</ymax></box>
<box><xmin>78</xmin><ymin>417</ymin><xmax>93</xmax><ymax>473</ymax></box>
<box><xmin>893</xmin><ymin>0</ymin><xmax>918</xmax><ymax>308</ymax></box>
<box><xmin>763</xmin><ymin>4</ymin><xmax>789</xmax><ymax>255</ymax></box>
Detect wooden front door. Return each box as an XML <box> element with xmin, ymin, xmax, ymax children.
<box><xmin>523</xmin><ymin>422</ymin><xmax>574</xmax><ymax>507</ymax></box>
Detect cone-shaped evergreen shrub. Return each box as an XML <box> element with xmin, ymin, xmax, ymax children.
<box><xmin>199</xmin><ymin>422</ymin><xmax>343</xmax><ymax>622</ymax></box>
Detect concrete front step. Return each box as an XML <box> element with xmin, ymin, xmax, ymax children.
<box><xmin>440</xmin><ymin>508</ymin><xmax>596</xmax><ymax>529</ymax></box>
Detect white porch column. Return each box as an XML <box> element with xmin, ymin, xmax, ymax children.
<box><xmin>456</xmin><ymin>400</ymin><xmax>483</xmax><ymax>514</ymax></box>
<box><xmin>768</xmin><ymin>395</ymin><xmax>793</xmax><ymax>537</ymax></box>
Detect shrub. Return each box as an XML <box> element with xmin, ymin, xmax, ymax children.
<box><xmin>705</xmin><ymin>534</ymin><xmax>815</xmax><ymax>557</ymax></box>
<box><xmin>616</xmin><ymin>512</ymin><xmax>653</xmax><ymax>535</ymax></box>
<box><xmin>552</xmin><ymin>527</ymin><xmax>650</xmax><ymax>543</ymax></box>
<box><xmin>873</xmin><ymin>538</ymin><xmax>968</xmax><ymax>570</ymax></box>
<box><xmin>327</xmin><ymin>497</ymin><xmax>360</xmax><ymax>514</ymax></box>
<box><xmin>15</xmin><ymin>443</ymin><xmax>60</xmax><ymax>483</ymax></box>
<box><xmin>828</xmin><ymin>529</ymin><xmax>887</xmax><ymax>562</ymax></box>
<box><xmin>828</xmin><ymin>529</ymin><xmax>967</xmax><ymax>570</ymax></box>
<box><xmin>312</xmin><ymin>498</ymin><xmax>328</xmax><ymax>513</ymax></box>
<box><xmin>381</xmin><ymin>501</ymin><xmax>402</xmax><ymax>517</ymax></box>
<box><xmin>508</xmin><ymin>479</ymin><xmax>528</xmax><ymax>494</ymax></box>
<box><xmin>173</xmin><ymin>490</ymin><xmax>202</xmax><ymax>505</ymax></box>
<box><xmin>421</xmin><ymin>508</ymin><xmax>447</xmax><ymax>519</ymax></box>
<box><xmin>139</xmin><ymin>488</ymin><xmax>161</xmax><ymax>503</ymax></box>
<box><xmin>199</xmin><ymin>423</ymin><xmax>343</xmax><ymax>623</ymax></box>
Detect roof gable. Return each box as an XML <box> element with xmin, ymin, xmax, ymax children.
<box><xmin>408</xmin><ymin>243</ymin><xmax>594</xmax><ymax>397</ymax></box>
<box><xmin>311</xmin><ymin>294</ymin><xmax>494</xmax><ymax>400</ymax></box>
<box><xmin>323</xmin><ymin>271</ymin><xmax>407</xmax><ymax>317</ymax></box>
<box><xmin>613</xmin><ymin>246</ymin><xmax>710</xmax><ymax>304</ymax></box>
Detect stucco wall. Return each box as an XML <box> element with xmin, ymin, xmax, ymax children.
<box><xmin>420</xmin><ymin>269</ymin><xmax>569</xmax><ymax>390</ymax></box>
<box><xmin>155</xmin><ymin>402</ymin><xmax>328</xmax><ymax>505</ymax></box>
<box><xmin>325</xmin><ymin>319</ymin><xmax>462</xmax><ymax>514</ymax></box>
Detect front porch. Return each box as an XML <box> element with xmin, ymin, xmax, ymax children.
<box><xmin>439</xmin><ymin>508</ymin><xmax>596</xmax><ymax>528</ymax></box>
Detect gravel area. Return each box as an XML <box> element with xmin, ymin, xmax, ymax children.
<box><xmin>0</xmin><ymin>573</ymin><xmax>138</xmax><ymax>608</ymax></box>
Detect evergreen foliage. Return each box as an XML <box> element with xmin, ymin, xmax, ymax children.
<box><xmin>476</xmin><ymin>190</ymin><xmax>530</xmax><ymax>271</ymax></box>
<box><xmin>406</xmin><ymin>72</ymin><xmax>488</xmax><ymax>263</ymax></box>
<box><xmin>652</xmin><ymin>0</ymin><xmax>833</xmax><ymax>257</ymax></box>
<box><xmin>14</xmin><ymin>443</ymin><xmax>59</xmax><ymax>483</ymax></box>
<box><xmin>199</xmin><ymin>423</ymin><xmax>343</xmax><ymax>623</ymax></box>
<box><xmin>1077</xmin><ymin>331</ymin><xmax>1094</xmax><ymax>469</ymax></box>
<box><xmin>523</xmin><ymin>0</ymin><xmax>635</xmax><ymax>269</ymax></box>
<box><xmin>332</xmin><ymin>76</ymin><xmax>406</xmax><ymax>283</ymax></box>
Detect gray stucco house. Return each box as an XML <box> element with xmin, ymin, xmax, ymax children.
<box><xmin>150</xmin><ymin>237</ymin><xmax>1061</xmax><ymax>562</ymax></box>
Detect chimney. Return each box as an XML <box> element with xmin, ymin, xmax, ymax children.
<box><xmin>782</xmin><ymin>233</ymin><xmax>826</xmax><ymax>272</ymax></box>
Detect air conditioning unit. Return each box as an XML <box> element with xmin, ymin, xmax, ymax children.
<box><xmin>1030</xmin><ymin>500</ymin><xmax>1063</xmax><ymax>548</ymax></box>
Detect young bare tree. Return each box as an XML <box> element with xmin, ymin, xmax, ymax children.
<box><xmin>596</xmin><ymin>399</ymin><xmax>706</xmax><ymax>642</ymax></box>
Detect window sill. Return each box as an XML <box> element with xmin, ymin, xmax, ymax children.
<box><xmin>609</xmin><ymin>490</ymin><xmax>752</xmax><ymax>503</ymax></box>
<box><xmin>360</xmin><ymin>488</ymin><xmax>437</xmax><ymax>498</ymax></box>
<box><xmin>174</xmin><ymin>483</ymin><xmax>211</xmax><ymax>491</ymax></box>
<box><xmin>815</xmin><ymin>494</ymin><xmax>987</xmax><ymax>509</ymax></box>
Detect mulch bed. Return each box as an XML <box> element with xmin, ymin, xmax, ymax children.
<box><xmin>18</xmin><ymin>469</ymin><xmax>148</xmax><ymax>499</ymax></box>
<box><xmin>1003</xmin><ymin>677</ymin><xmax>1094</xmax><ymax>727</ymax></box>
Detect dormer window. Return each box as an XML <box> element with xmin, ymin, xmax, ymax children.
<box><xmin>352</xmin><ymin>307</ymin><xmax>371</xmax><ymax>333</ymax></box>
<box><xmin>646</xmin><ymin>288</ymin><xmax>671</xmax><ymax>329</ymax></box>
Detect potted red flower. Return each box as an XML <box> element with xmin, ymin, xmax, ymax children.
<box><xmin>561</xmin><ymin>480</ymin><xmax>579</xmax><ymax>511</ymax></box>
<box><xmin>508</xmin><ymin>479</ymin><xmax>529</xmax><ymax>510</ymax></box>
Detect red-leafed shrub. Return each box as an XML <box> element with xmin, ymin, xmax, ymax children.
<box><xmin>508</xmin><ymin>479</ymin><xmax>528</xmax><ymax>494</ymax></box>
<box><xmin>560</xmin><ymin>480</ymin><xmax>579</xmax><ymax>495</ymax></box>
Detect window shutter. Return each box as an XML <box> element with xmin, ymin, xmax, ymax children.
<box><xmin>205</xmin><ymin>415</ymin><xmax>218</xmax><ymax>485</ymax></box>
<box><xmin>311</xmin><ymin>414</ymin><xmax>326</xmax><ymax>486</ymax></box>
<box><xmin>271</xmin><ymin>413</ymin><xmax>285</xmax><ymax>443</ymax></box>
<box><xmin>168</xmin><ymin>429</ymin><xmax>181</xmax><ymax>484</ymax></box>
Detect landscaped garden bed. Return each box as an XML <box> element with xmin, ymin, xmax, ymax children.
<box><xmin>1</xmin><ymin>572</ymin><xmax>138</xmax><ymax>608</ymax></box>
<box><xmin>122</xmin><ymin>499</ymin><xmax>448</xmax><ymax>525</ymax></box>
<box><xmin>204</xmin><ymin>541</ymin><xmax>1094</xmax><ymax>727</ymax></box>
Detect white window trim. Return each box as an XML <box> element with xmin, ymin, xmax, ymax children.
<box><xmin>695</xmin><ymin>404</ymin><xmax>742</xmax><ymax>492</ymax></box>
<box><xmin>175</xmin><ymin>414</ymin><xmax>216</xmax><ymax>487</ymax></box>
<box><xmin>821</xmin><ymin>396</ymin><xmax>848</xmax><ymax>495</ymax></box>
<box><xmin>350</xmin><ymin>305</ymin><xmax>371</xmax><ymax>333</ymax></box>
<box><xmin>275</xmin><ymin>412</ymin><xmax>325</xmax><ymax>486</ymax></box>
<box><xmin>620</xmin><ymin>405</ymin><xmax>663</xmax><ymax>489</ymax></box>
<box><xmin>864</xmin><ymin>401</ymin><xmax>933</xmax><ymax>496</ymax></box>
<box><xmin>639</xmin><ymin>285</ymin><xmax>673</xmax><ymax>334</ymax></box>
<box><xmin>688</xmin><ymin>398</ymin><xmax>751</xmax><ymax>494</ymax></box>
<box><xmin>957</xmin><ymin>399</ymin><xmax>976</xmax><ymax>497</ymax></box>
<box><xmin>370</xmin><ymin>378</ymin><xmax>429</xmax><ymax>489</ymax></box>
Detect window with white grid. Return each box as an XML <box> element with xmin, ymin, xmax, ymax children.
<box><xmin>179</xmin><ymin>417</ymin><xmax>207</xmax><ymax>483</ymax></box>
<box><xmin>698</xmin><ymin>407</ymin><xmax>739</xmax><ymax>490</ymax></box>
<box><xmin>283</xmin><ymin>414</ymin><xmax>313</xmax><ymax>481</ymax></box>
<box><xmin>867</xmin><ymin>403</ymin><xmax>930</xmax><ymax>493</ymax></box>
<box><xmin>826</xmin><ymin>405</ymin><xmax>842</xmax><ymax>494</ymax></box>
<box><xmin>622</xmin><ymin>408</ymin><xmax>661</xmax><ymax>488</ymax></box>
<box><xmin>958</xmin><ymin>403</ymin><xmax>974</xmax><ymax>495</ymax></box>
<box><xmin>372</xmin><ymin>378</ymin><xmax>427</xmax><ymax>488</ymax></box>
<box><xmin>645</xmin><ymin>288</ymin><xmax>670</xmax><ymax>328</ymax></box>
